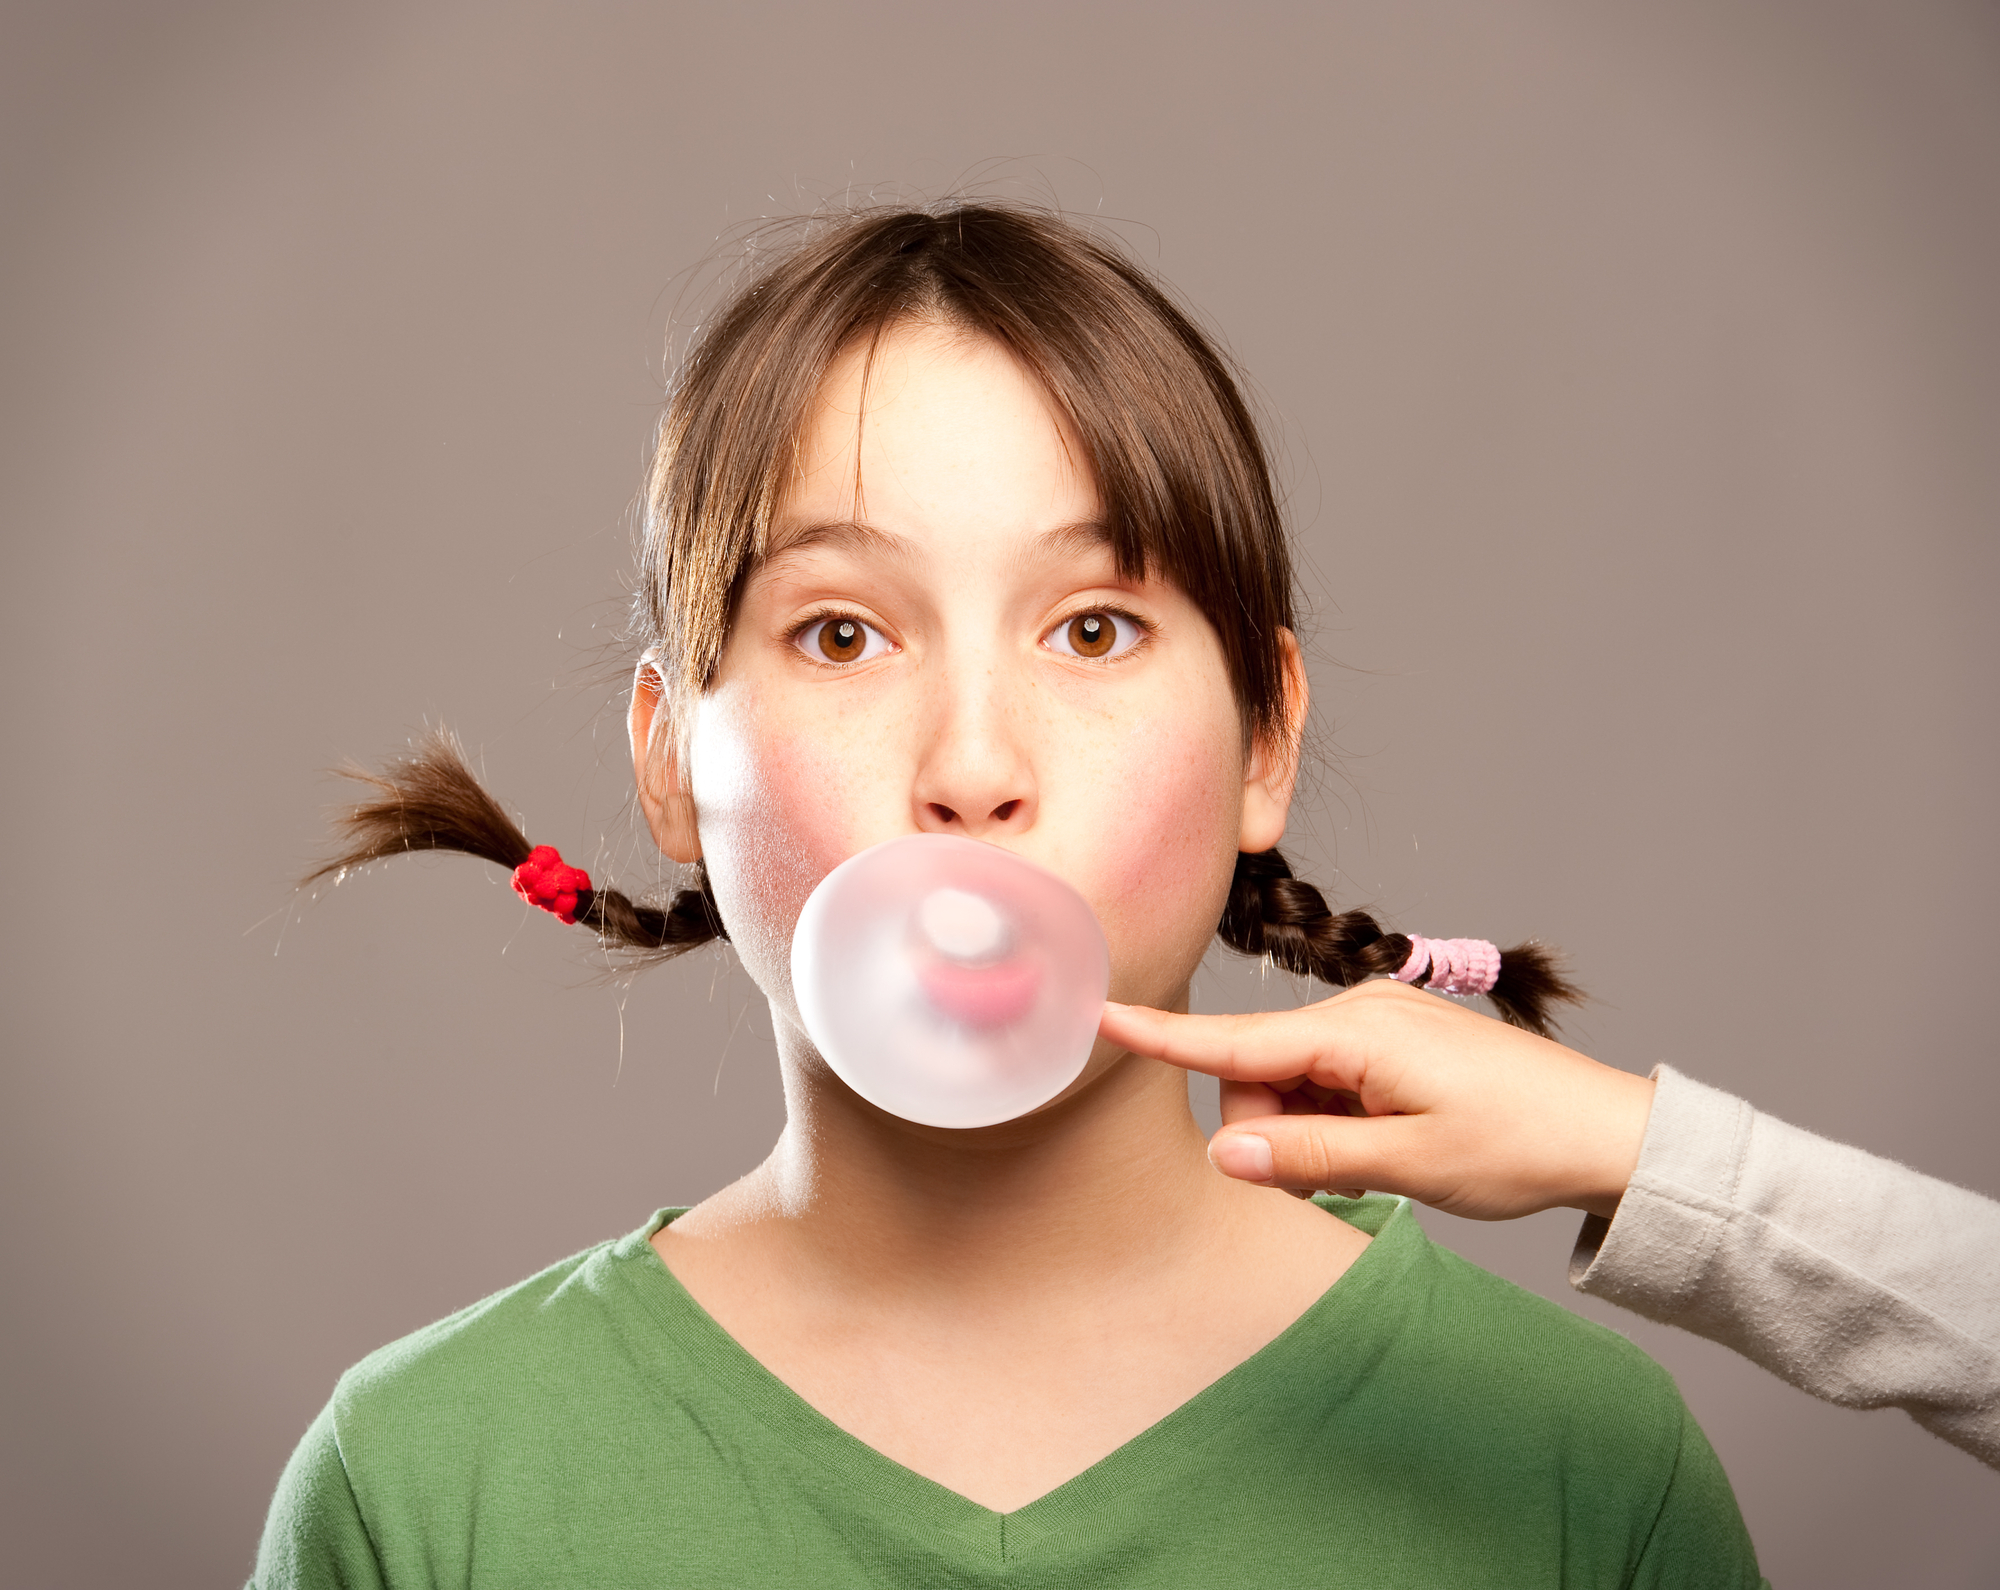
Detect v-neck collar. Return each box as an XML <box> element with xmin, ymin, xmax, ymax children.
<box><xmin>603</xmin><ymin>1195</ymin><xmax>1425</xmax><ymax>1564</ymax></box>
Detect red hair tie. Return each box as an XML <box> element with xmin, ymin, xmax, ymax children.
<box><xmin>511</xmin><ymin>844</ymin><xmax>592</xmax><ymax>925</ymax></box>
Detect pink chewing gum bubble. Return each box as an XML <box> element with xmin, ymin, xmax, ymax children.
<box><xmin>790</xmin><ymin>834</ymin><xmax>1111</xmax><ymax>1129</ymax></box>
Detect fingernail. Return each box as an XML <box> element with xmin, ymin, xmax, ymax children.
<box><xmin>1210</xmin><ymin>1133</ymin><xmax>1273</xmax><ymax>1183</ymax></box>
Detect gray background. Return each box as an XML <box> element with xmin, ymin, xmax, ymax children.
<box><xmin>4</xmin><ymin>1</ymin><xmax>1997</xmax><ymax>1585</ymax></box>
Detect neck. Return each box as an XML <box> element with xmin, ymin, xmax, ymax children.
<box><xmin>697</xmin><ymin>1008</ymin><xmax>1240</xmax><ymax>1303</ymax></box>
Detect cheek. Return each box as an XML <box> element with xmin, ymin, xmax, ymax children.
<box><xmin>1072</xmin><ymin>708</ymin><xmax>1246</xmax><ymax>1005</ymax></box>
<box><xmin>686</xmin><ymin>683</ymin><xmax>908</xmax><ymax>1006</ymax></box>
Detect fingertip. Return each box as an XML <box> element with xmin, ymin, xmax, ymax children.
<box><xmin>1209</xmin><ymin>1131</ymin><xmax>1274</xmax><ymax>1184</ymax></box>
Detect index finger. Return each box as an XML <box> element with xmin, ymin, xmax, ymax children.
<box><xmin>1098</xmin><ymin>1000</ymin><xmax>1365</xmax><ymax>1088</ymax></box>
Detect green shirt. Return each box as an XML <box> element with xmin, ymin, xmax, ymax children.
<box><xmin>252</xmin><ymin>1197</ymin><xmax>1764</xmax><ymax>1588</ymax></box>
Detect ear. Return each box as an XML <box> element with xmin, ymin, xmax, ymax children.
<box><xmin>1238</xmin><ymin>627</ymin><xmax>1307</xmax><ymax>855</ymax></box>
<box><xmin>628</xmin><ymin>658</ymin><xmax>703</xmax><ymax>863</ymax></box>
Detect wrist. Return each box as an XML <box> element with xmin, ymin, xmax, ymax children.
<box><xmin>1570</xmin><ymin>1069</ymin><xmax>1654</xmax><ymax>1220</ymax></box>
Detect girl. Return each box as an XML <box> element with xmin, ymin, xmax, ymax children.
<box><xmin>257</xmin><ymin>204</ymin><xmax>1764</xmax><ymax>1587</ymax></box>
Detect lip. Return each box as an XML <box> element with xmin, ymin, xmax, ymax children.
<box><xmin>913</xmin><ymin>954</ymin><xmax>1042</xmax><ymax>1028</ymax></box>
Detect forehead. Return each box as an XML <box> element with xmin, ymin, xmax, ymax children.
<box><xmin>773</xmin><ymin>322</ymin><xmax>1099</xmax><ymax>554</ymax></box>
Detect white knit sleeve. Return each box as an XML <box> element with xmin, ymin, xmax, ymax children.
<box><xmin>1568</xmin><ymin>1065</ymin><xmax>2000</xmax><ymax>1468</ymax></box>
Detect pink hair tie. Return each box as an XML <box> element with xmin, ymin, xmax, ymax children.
<box><xmin>1394</xmin><ymin>935</ymin><xmax>1500</xmax><ymax>998</ymax></box>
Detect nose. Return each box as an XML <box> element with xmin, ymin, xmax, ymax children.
<box><xmin>910</xmin><ymin>659</ymin><xmax>1037</xmax><ymax>841</ymax></box>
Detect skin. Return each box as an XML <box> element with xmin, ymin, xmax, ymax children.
<box><xmin>1100</xmin><ymin>982</ymin><xmax>1657</xmax><ymax>1221</ymax></box>
<box><xmin>629</xmin><ymin>321</ymin><xmax>1367</xmax><ymax>1514</ymax></box>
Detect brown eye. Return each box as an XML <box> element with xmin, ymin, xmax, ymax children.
<box><xmin>1067</xmin><ymin>612</ymin><xmax>1115</xmax><ymax>658</ymax></box>
<box><xmin>1046</xmin><ymin>608</ymin><xmax>1140</xmax><ymax>661</ymax></box>
<box><xmin>819</xmin><ymin>617</ymin><xmax>867</xmax><ymax>662</ymax></box>
<box><xmin>796</xmin><ymin>614</ymin><xmax>891</xmax><ymax>667</ymax></box>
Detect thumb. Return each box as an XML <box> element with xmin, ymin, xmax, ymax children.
<box><xmin>1208</xmin><ymin>1112</ymin><xmax>1430</xmax><ymax>1198</ymax></box>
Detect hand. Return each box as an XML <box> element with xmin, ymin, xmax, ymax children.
<box><xmin>1099</xmin><ymin>980</ymin><xmax>1654</xmax><ymax>1220</ymax></box>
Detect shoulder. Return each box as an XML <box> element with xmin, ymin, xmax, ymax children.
<box><xmin>1322</xmin><ymin>1196</ymin><xmax>1693</xmax><ymax>1455</ymax></box>
<box><xmin>1433</xmin><ymin>1223</ymin><xmax>1678</xmax><ymax>1399</ymax></box>
<box><xmin>257</xmin><ymin>1214</ymin><xmax>705</xmax><ymax>1586</ymax></box>
<box><xmin>327</xmin><ymin>1213</ymin><xmax>680</xmax><ymax>1454</ymax></box>
<box><xmin>1302</xmin><ymin>1199</ymin><xmax>1762</xmax><ymax>1583</ymax></box>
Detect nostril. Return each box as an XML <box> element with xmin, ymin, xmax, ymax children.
<box><xmin>927</xmin><ymin>803</ymin><xmax>961</xmax><ymax>826</ymax></box>
<box><xmin>992</xmin><ymin>800</ymin><xmax>1021</xmax><ymax>823</ymax></box>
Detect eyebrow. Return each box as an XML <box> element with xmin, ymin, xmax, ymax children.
<box><xmin>759</xmin><ymin>518</ymin><xmax>1117</xmax><ymax>574</ymax></box>
<box><xmin>760</xmin><ymin>519</ymin><xmax>916</xmax><ymax>569</ymax></box>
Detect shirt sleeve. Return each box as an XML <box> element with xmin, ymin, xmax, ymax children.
<box><xmin>248</xmin><ymin>1401</ymin><xmax>390</xmax><ymax>1590</ymax></box>
<box><xmin>1569</xmin><ymin>1065</ymin><xmax>2000</xmax><ymax>1468</ymax></box>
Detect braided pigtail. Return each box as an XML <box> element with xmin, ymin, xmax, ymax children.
<box><xmin>1218</xmin><ymin>849</ymin><xmax>1580</xmax><ymax>1037</ymax></box>
<box><xmin>302</xmin><ymin>727</ymin><xmax>725</xmax><ymax>960</ymax></box>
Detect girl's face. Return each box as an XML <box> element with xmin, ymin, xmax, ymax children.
<box><xmin>635</xmin><ymin>320</ymin><xmax>1300</xmax><ymax>1077</ymax></box>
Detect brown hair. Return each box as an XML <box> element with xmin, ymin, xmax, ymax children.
<box><xmin>302</xmin><ymin>727</ymin><xmax>723</xmax><ymax>955</ymax></box>
<box><xmin>309</xmin><ymin>202</ymin><xmax>1580</xmax><ymax>1034</ymax></box>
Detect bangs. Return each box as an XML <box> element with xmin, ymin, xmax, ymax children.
<box><xmin>640</xmin><ymin>205</ymin><xmax>1294</xmax><ymax>740</ymax></box>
